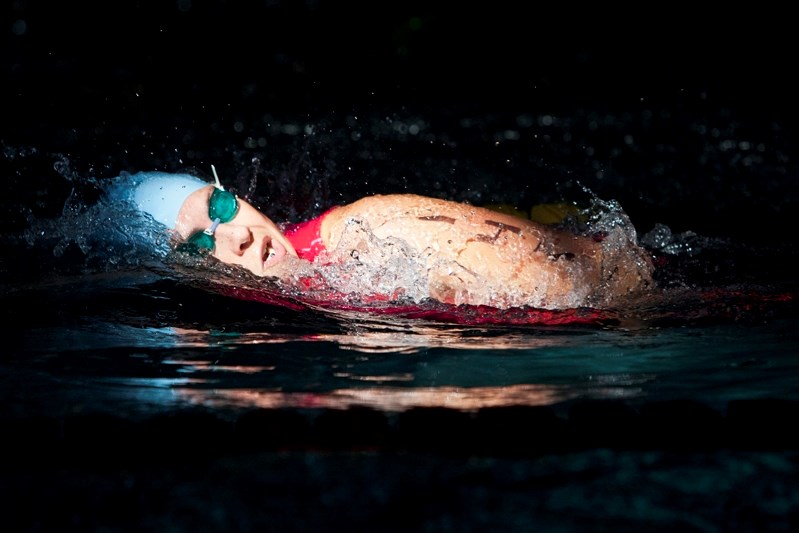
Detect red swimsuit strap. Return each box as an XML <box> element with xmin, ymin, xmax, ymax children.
<box><xmin>282</xmin><ymin>207</ymin><xmax>338</xmax><ymax>262</ymax></box>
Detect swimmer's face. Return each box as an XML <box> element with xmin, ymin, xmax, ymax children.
<box><xmin>174</xmin><ymin>185</ymin><xmax>298</xmax><ymax>275</ymax></box>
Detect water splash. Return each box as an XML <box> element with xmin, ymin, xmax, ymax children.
<box><xmin>315</xmin><ymin>217</ymin><xmax>430</xmax><ymax>303</ymax></box>
<box><xmin>640</xmin><ymin>222</ymin><xmax>728</xmax><ymax>257</ymax></box>
<box><xmin>14</xmin><ymin>163</ymin><xmax>174</xmax><ymax>277</ymax></box>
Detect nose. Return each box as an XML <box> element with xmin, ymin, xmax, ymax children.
<box><xmin>215</xmin><ymin>224</ymin><xmax>253</xmax><ymax>256</ymax></box>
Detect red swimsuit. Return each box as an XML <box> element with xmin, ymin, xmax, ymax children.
<box><xmin>281</xmin><ymin>208</ymin><xmax>337</xmax><ymax>262</ymax></box>
<box><xmin>222</xmin><ymin>206</ymin><xmax>622</xmax><ymax>324</ymax></box>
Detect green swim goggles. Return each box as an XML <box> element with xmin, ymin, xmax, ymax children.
<box><xmin>178</xmin><ymin>168</ymin><xmax>240</xmax><ymax>254</ymax></box>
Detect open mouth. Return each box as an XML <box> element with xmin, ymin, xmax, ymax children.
<box><xmin>263</xmin><ymin>236</ymin><xmax>287</xmax><ymax>269</ymax></box>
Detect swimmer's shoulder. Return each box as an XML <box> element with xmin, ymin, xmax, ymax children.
<box><xmin>328</xmin><ymin>194</ymin><xmax>428</xmax><ymax>218</ymax></box>
<box><xmin>320</xmin><ymin>194</ymin><xmax>431</xmax><ymax>247</ymax></box>
<box><xmin>347</xmin><ymin>193</ymin><xmax>467</xmax><ymax>213</ymax></box>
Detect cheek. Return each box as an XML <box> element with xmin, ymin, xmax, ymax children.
<box><xmin>237</xmin><ymin>204</ymin><xmax>279</xmax><ymax>227</ymax></box>
<box><xmin>212</xmin><ymin>248</ymin><xmax>247</xmax><ymax>267</ymax></box>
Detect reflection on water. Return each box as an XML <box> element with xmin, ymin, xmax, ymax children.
<box><xmin>176</xmin><ymin>383</ymin><xmax>601</xmax><ymax>412</ymax></box>
<box><xmin>160</xmin><ymin>325</ymin><xmax>643</xmax><ymax>412</ymax></box>
<box><xmin>2</xmin><ymin>101</ymin><xmax>797</xmax><ymax>427</ymax></box>
<box><xmin>85</xmin><ymin>373</ymin><xmax>634</xmax><ymax>417</ymax></box>
<box><xmin>178</xmin><ymin>324</ymin><xmax>585</xmax><ymax>352</ymax></box>
<box><xmin>7</xmin><ymin>302</ymin><xmax>797</xmax><ymax>421</ymax></box>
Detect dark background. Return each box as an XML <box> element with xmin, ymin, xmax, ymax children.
<box><xmin>4</xmin><ymin>3</ymin><xmax>796</xmax><ymax>119</ymax></box>
<box><xmin>3</xmin><ymin>1</ymin><xmax>798</xmax><ymax>244</ymax></box>
<box><xmin>3</xmin><ymin>5</ymin><xmax>799</xmax><ymax>531</ymax></box>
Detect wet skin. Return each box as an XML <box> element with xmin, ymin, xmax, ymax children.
<box><xmin>174</xmin><ymin>185</ymin><xmax>299</xmax><ymax>275</ymax></box>
<box><xmin>174</xmin><ymin>189</ymin><xmax>654</xmax><ymax>309</ymax></box>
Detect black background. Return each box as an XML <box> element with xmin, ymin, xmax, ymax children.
<box><xmin>3</xmin><ymin>1</ymin><xmax>798</xmax><ymax>244</ymax></box>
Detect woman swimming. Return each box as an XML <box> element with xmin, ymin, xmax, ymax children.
<box><xmin>118</xmin><ymin>167</ymin><xmax>654</xmax><ymax>310</ymax></box>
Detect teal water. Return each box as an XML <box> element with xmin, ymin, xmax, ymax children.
<box><xmin>4</xmin><ymin>265</ymin><xmax>797</xmax><ymax>420</ymax></box>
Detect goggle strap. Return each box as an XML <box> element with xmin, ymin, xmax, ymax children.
<box><xmin>203</xmin><ymin>218</ymin><xmax>221</xmax><ymax>236</ymax></box>
<box><xmin>211</xmin><ymin>164</ymin><xmax>224</xmax><ymax>190</ymax></box>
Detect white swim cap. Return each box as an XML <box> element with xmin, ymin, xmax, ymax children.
<box><xmin>129</xmin><ymin>172</ymin><xmax>209</xmax><ymax>228</ymax></box>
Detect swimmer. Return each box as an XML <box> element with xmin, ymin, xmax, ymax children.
<box><xmin>119</xmin><ymin>167</ymin><xmax>654</xmax><ymax>309</ymax></box>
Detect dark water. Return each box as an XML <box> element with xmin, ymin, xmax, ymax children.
<box><xmin>3</xmin><ymin>2</ymin><xmax>799</xmax><ymax>531</ymax></box>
